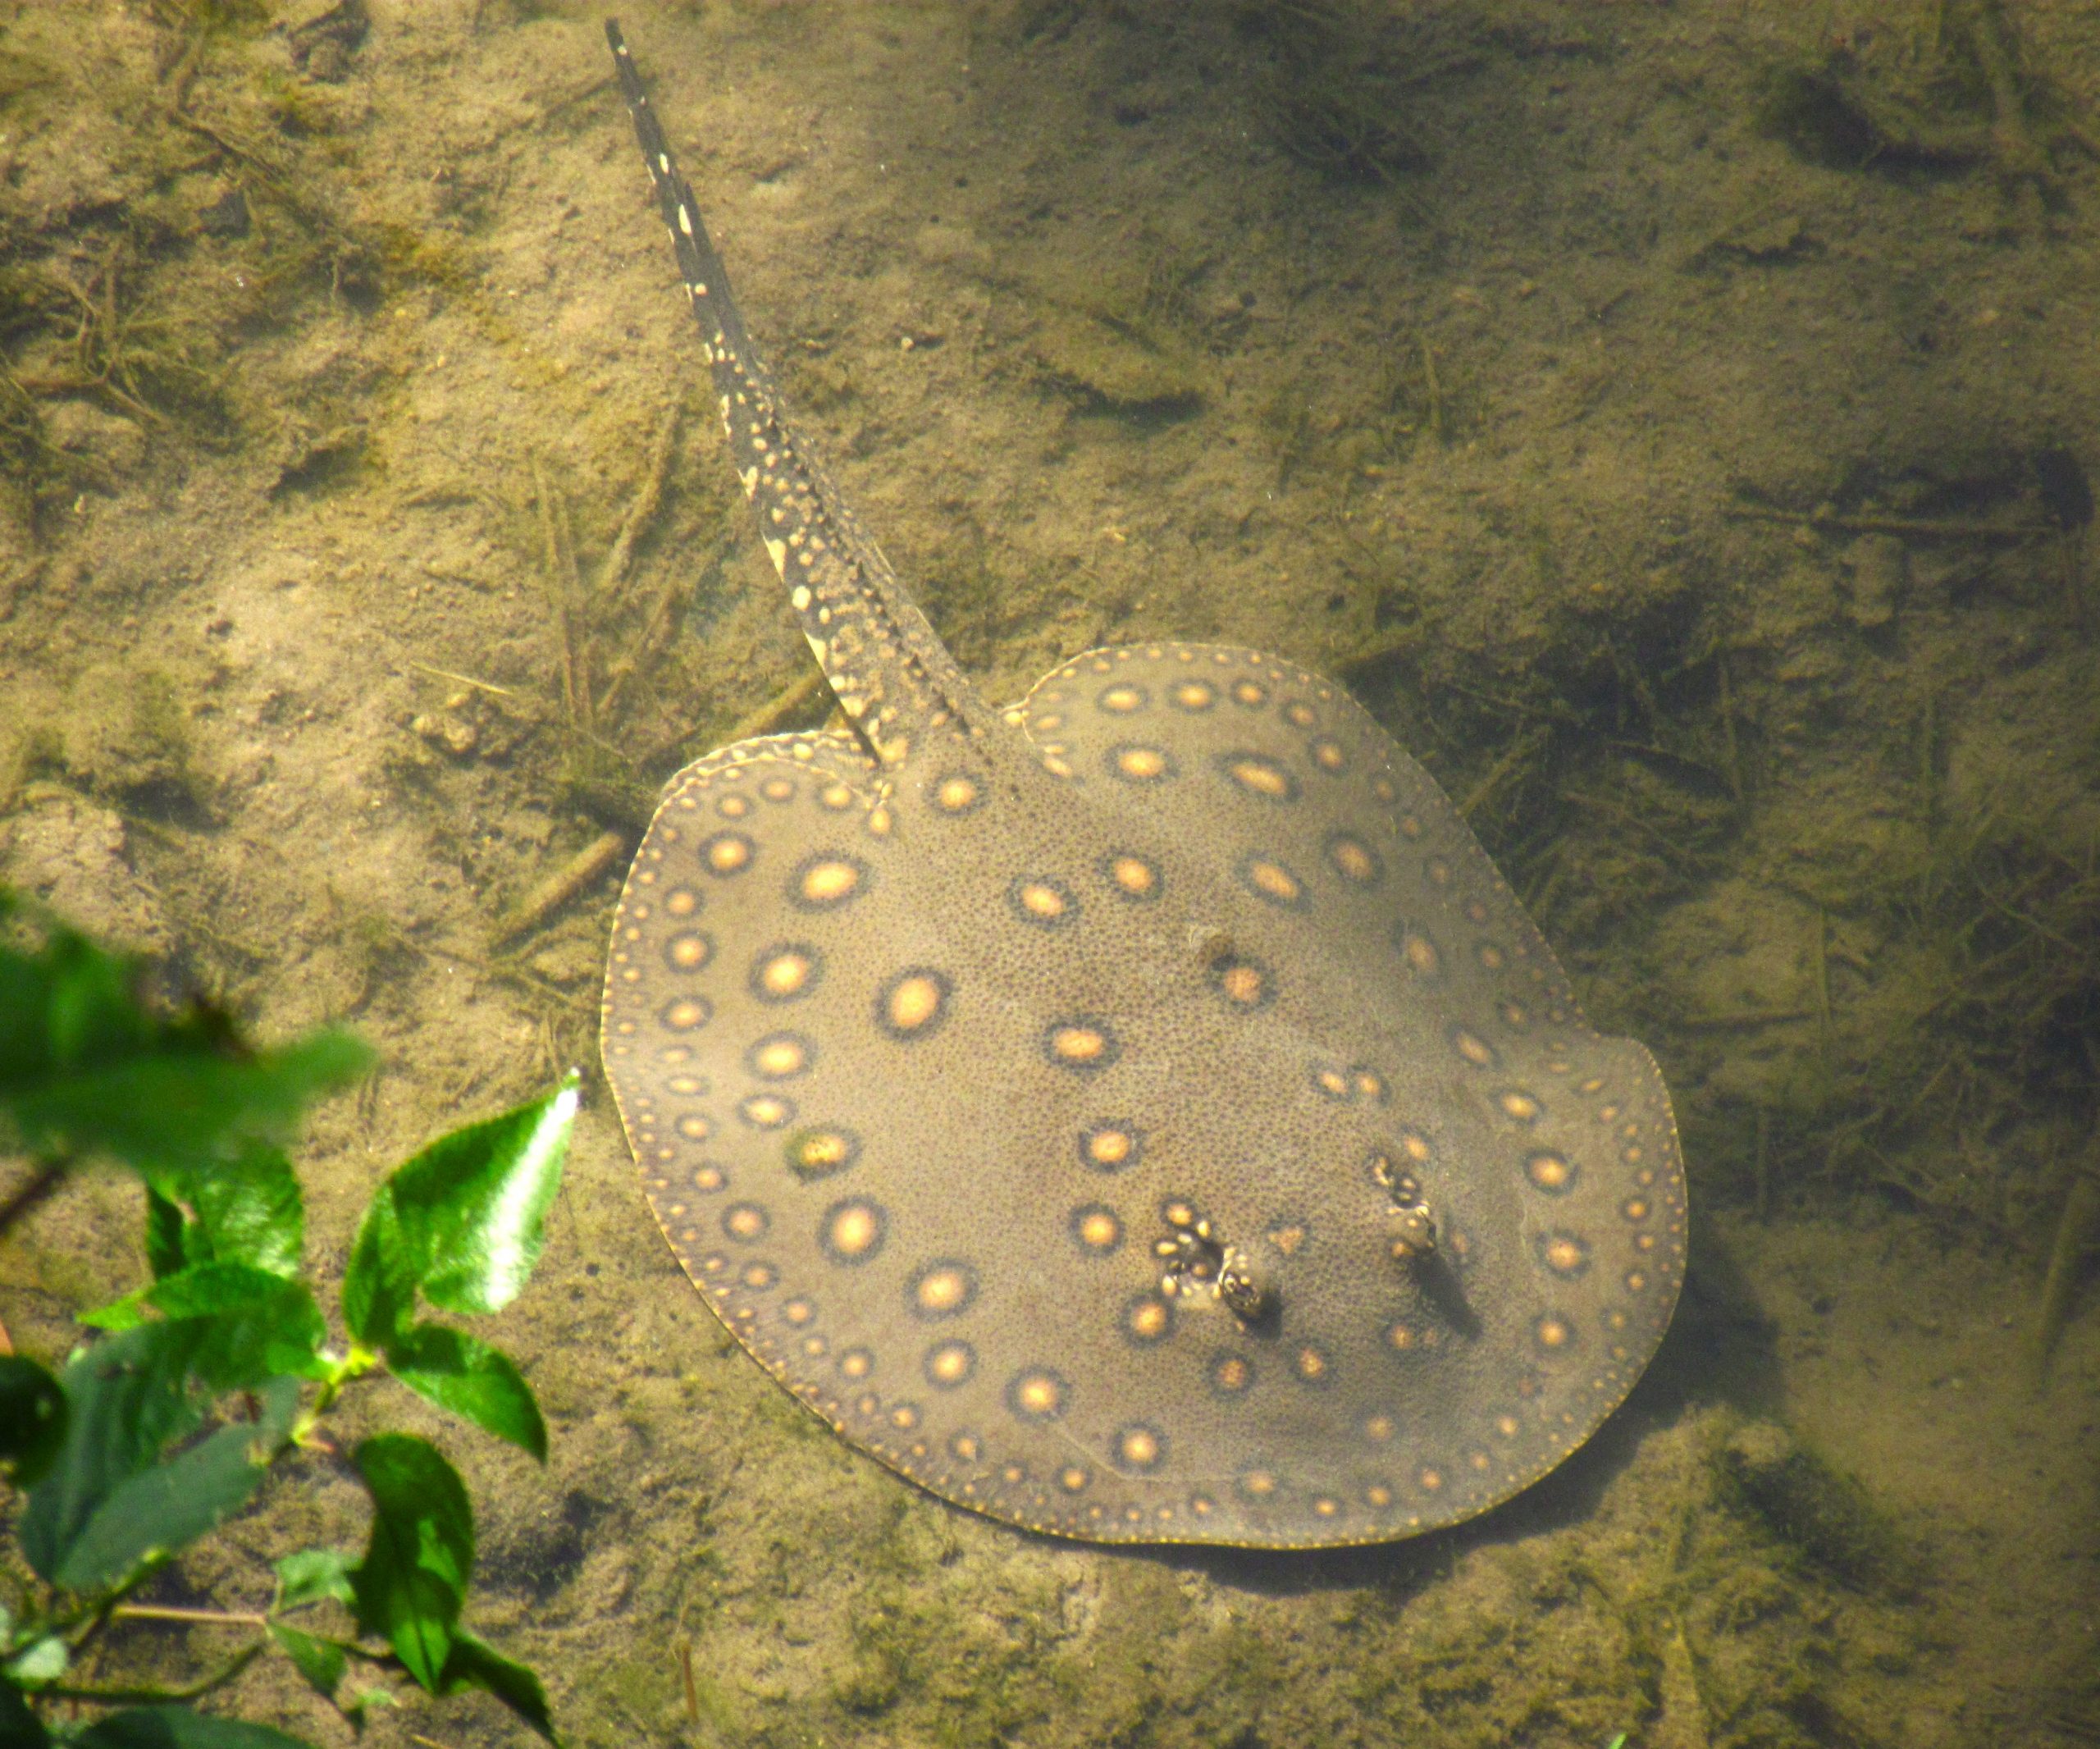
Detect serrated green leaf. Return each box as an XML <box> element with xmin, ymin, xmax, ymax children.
<box><xmin>0</xmin><ymin>1354</ymin><xmax>67</xmax><ymax>1487</ymax></box>
<box><xmin>78</xmin><ymin>1286</ymin><xmax>153</xmax><ymax>1332</ymax></box>
<box><xmin>385</xmin><ymin>1325</ymin><xmax>546</xmax><ymax>1461</ymax></box>
<box><xmin>4</xmin><ymin>1635</ymin><xmax>66</xmax><ymax>1687</ymax></box>
<box><xmin>440</xmin><ymin>1630</ymin><xmax>556</xmax><ymax>1743</ymax></box>
<box><xmin>388</xmin><ymin>1079</ymin><xmax>578</xmax><ymax>1317</ymax></box>
<box><xmin>267</xmin><ymin>1622</ymin><xmax>345</xmax><ymax>1701</ymax></box>
<box><xmin>80</xmin><ymin>1267</ymin><xmax>324</xmax><ymax>1386</ymax></box>
<box><xmin>185</xmin><ymin>1145</ymin><xmax>304</xmax><ymax>1277</ymax></box>
<box><xmin>340</xmin><ymin>1186</ymin><xmax>415</xmax><ymax>1349</ymax></box>
<box><xmin>0</xmin><ymin>1674</ymin><xmax>49</xmax><ymax>1749</ymax></box>
<box><xmin>150</xmin><ymin>1266</ymin><xmax>328</xmax><ymax>1388</ymax></box>
<box><xmin>348</xmin><ymin>1435</ymin><xmax>472</xmax><ymax>1691</ymax></box>
<box><xmin>135</xmin><ymin>1147</ymin><xmax>304</xmax><ymax>1292</ymax></box>
<box><xmin>273</xmin><ymin>1548</ymin><xmax>355</xmax><ymax>1612</ymax></box>
<box><xmin>53</xmin><ymin>1377</ymin><xmax>299</xmax><ymax>1591</ymax></box>
<box><xmin>73</xmin><ymin>1705</ymin><xmax>316</xmax><ymax>1749</ymax></box>
<box><xmin>18</xmin><ymin>1322</ymin><xmax>208</xmax><ymax>1582</ymax></box>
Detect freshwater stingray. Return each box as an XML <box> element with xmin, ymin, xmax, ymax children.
<box><xmin>598</xmin><ymin>24</ymin><xmax>1686</xmax><ymax>1548</ymax></box>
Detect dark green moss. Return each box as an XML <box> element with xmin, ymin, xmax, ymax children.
<box><xmin>1714</xmin><ymin>1421</ymin><xmax>1915</xmax><ymax>1596</ymax></box>
<box><xmin>1235</xmin><ymin>0</ymin><xmax>1431</xmax><ymax>187</ymax></box>
<box><xmin>1753</xmin><ymin>64</ymin><xmax>1884</xmax><ymax>170</ymax></box>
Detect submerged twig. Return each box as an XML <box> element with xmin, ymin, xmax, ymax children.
<box><xmin>48</xmin><ymin>1640</ymin><xmax>263</xmax><ymax>1705</ymax></box>
<box><xmin>0</xmin><ymin>1159</ymin><xmax>71</xmax><ymax>1240</ymax></box>
<box><xmin>1678</xmin><ymin>1007</ymin><xmax>1817</xmax><ymax>1031</ymax></box>
<box><xmin>678</xmin><ymin>1637</ymin><xmax>699</xmax><ymax>1725</ymax></box>
<box><xmin>643</xmin><ymin>668</ymin><xmax>833</xmax><ymax>773</ymax></box>
<box><xmin>1723</xmin><ymin>505</ymin><xmax>2053</xmax><ymax>541</ymax></box>
<box><xmin>1717</xmin><ymin>650</ymin><xmax>1744</xmax><ymax>805</ymax></box>
<box><xmin>591</xmin><ymin>405</ymin><xmax>685</xmax><ymax>722</ymax></box>
<box><xmin>491</xmin><ymin>829</ymin><xmax>630</xmax><ymax>948</ymax></box>
<box><xmin>1815</xmin><ymin>907</ymin><xmax>1833</xmax><ymax>1046</ymax></box>
<box><xmin>1754</xmin><ymin>1106</ymin><xmax>1772</xmax><ymax>1222</ymax></box>
<box><xmin>535</xmin><ymin>454</ymin><xmax>593</xmax><ymax>740</ymax></box>
<box><xmin>112</xmin><ymin>1605</ymin><xmax>268</xmax><ymax>1629</ymax></box>
<box><xmin>596</xmin><ymin>400</ymin><xmax>680</xmax><ymax>601</ymax></box>
<box><xmin>409</xmin><ymin>661</ymin><xmax>515</xmax><ymax>699</ymax></box>
<box><xmin>1456</xmin><ymin>728</ymin><xmax>1545</xmax><ymax>822</ymax></box>
<box><xmin>2032</xmin><ymin>1117</ymin><xmax>2100</xmax><ymax>1386</ymax></box>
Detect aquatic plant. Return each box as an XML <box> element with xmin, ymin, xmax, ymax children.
<box><xmin>0</xmin><ymin>891</ymin><xmax>573</xmax><ymax>1745</ymax></box>
<box><xmin>1234</xmin><ymin>0</ymin><xmax>1432</xmax><ymax>187</ymax></box>
<box><xmin>1730</xmin><ymin>795</ymin><xmax>2099</xmax><ymax>1236</ymax></box>
<box><xmin>1713</xmin><ymin>1419</ymin><xmax>1915</xmax><ymax>1596</ymax></box>
<box><xmin>1750</xmin><ymin>0</ymin><xmax>2100</xmax><ymax>208</ymax></box>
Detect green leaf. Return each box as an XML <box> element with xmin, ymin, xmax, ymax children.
<box><xmin>78</xmin><ymin>1286</ymin><xmax>153</xmax><ymax>1332</ymax></box>
<box><xmin>273</xmin><ymin>1548</ymin><xmax>355</xmax><ymax>1612</ymax></box>
<box><xmin>415</xmin><ymin>1077</ymin><xmax>576</xmax><ymax>1315</ymax></box>
<box><xmin>80</xmin><ymin>1267</ymin><xmax>326</xmax><ymax>1385</ymax></box>
<box><xmin>4</xmin><ymin>1635</ymin><xmax>66</xmax><ymax>1687</ymax></box>
<box><xmin>267</xmin><ymin>1623</ymin><xmax>345</xmax><ymax>1701</ymax></box>
<box><xmin>342</xmin><ymin>1079</ymin><xmax>576</xmax><ymax>1344</ymax></box>
<box><xmin>149</xmin><ymin>1266</ymin><xmax>328</xmax><ymax>1388</ymax></box>
<box><xmin>7</xmin><ymin>1016</ymin><xmax>371</xmax><ymax>1181</ymax></box>
<box><xmin>0</xmin><ymin>897</ymin><xmax>366</xmax><ymax>1236</ymax></box>
<box><xmin>0</xmin><ymin>901</ymin><xmax>153</xmax><ymax>1089</ymax></box>
<box><xmin>73</xmin><ymin>1706</ymin><xmax>316</xmax><ymax>1749</ymax></box>
<box><xmin>52</xmin><ymin>1377</ymin><xmax>299</xmax><ymax>1591</ymax></box>
<box><xmin>385</xmin><ymin>1325</ymin><xmax>546</xmax><ymax>1461</ymax></box>
<box><xmin>340</xmin><ymin>1188</ymin><xmax>415</xmax><ymax>1349</ymax></box>
<box><xmin>0</xmin><ymin>1354</ymin><xmax>67</xmax><ymax>1487</ymax></box>
<box><xmin>18</xmin><ymin>1322</ymin><xmax>208</xmax><ymax>1582</ymax></box>
<box><xmin>440</xmin><ymin>1630</ymin><xmax>556</xmax><ymax>1743</ymax></box>
<box><xmin>347</xmin><ymin>1435</ymin><xmax>472</xmax><ymax>1691</ymax></box>
<box><xmin>388</xmin><ymin>1079</ymin><xmax>579</xmax><ymax>1318</ymax></box>
<box><xmin>0</xmin><ymin>1675</ymin><xmax>50</xmax><ymax>1749</ymax></box>
<box><xmin>185</xmin><ymin>1145</ymin><xmax>304</xmax><ymax>1277</ymax></box>
<box><xmin>134</xmin><ymin>1147</ymin><xmax>305</xmax><ymax>1291</ymax></box>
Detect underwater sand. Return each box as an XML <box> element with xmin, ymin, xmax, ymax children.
<box><xmin>2</xmin><ymin>1</ymin><xmax>2096</xmax><ymax>1744</ymax></box>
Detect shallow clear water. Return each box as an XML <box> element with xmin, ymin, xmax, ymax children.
<box><xmin>2</xmin><ymin>2</ymin><xmax>2095</xmax><ymax>1745</ymax></box>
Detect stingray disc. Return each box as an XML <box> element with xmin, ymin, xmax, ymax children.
<box><xmin>599</xmin><ymin>28</ymin><xmax>1686</xmax><ymax>1549</ymax></box>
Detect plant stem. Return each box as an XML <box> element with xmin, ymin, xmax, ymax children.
<box><xmin>289</xmin><ymin>1345</ymin><xmax>375</xmax><ymax>1450</ymax></box>
<box><xmin>112</xmin><ymin>1604</ymin><xmax>268</xmax><ymax>1628</ymax></box>
<box><xmin>46</xmin><ymin>1638</ymin><xmax>264</xmax><ymax>1704</ymax></box>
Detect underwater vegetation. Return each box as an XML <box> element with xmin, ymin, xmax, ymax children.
<box><xmin>1751</xmin><ymin>0</ymin><xmax>2099</xmax><ymax>209</ymax></box>
<box><xmin>0</xmin><ymin>2</ymin><xmax>389</xmax><ymax>531</ymax></box>
<box><xmin>1234</xmin><ymin>0</ymin><xmax>1433</xmax><ymax>187</ymax></box>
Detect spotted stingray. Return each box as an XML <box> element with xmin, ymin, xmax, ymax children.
<box><xmin>598</xmin><ymin>25</ymin><xmax>1686</xmax><ymax>1549</ymax></box>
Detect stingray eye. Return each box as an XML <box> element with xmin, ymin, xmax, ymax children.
<box><xmin>1217</xmin><ymin>1247</ymin><xmax>1273</xmax><ymax>1322</ymax></box>
<box><xmin>1386</xmin><ymin>1205</ymin><xmax>1436</xmax><ymax>1259</ymax></box>
<box><xmin>1376</xmin><ymin>1147</ymin><xmax>1438</xmax><ymax>1260</ymax></box>
<box><xmin>1154</xmin><ymin>1210</ymin><xmax>1278</xmax><ymax>1324</ymax></box>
